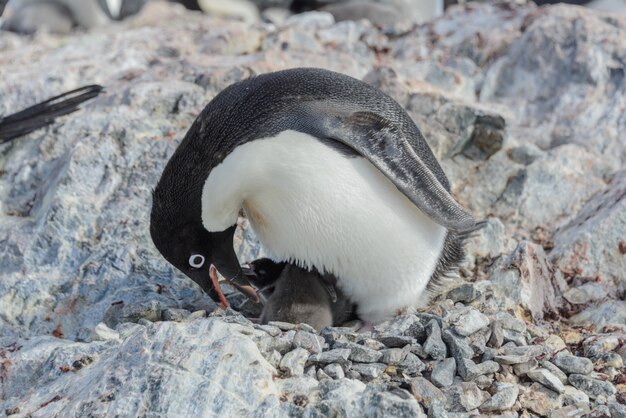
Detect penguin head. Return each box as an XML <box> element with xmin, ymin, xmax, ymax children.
<box><xmin>149</xmin><ymin>195</ymin><xmax>258</xmax><ymax>304</ymax></box>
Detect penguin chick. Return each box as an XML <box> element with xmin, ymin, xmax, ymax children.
<box><xmin>249</xmin><ymin>259</ymin><xmax>355</xmax><ymax>331</ymax></box>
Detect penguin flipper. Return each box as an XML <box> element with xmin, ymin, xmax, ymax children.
<box><xmin>0</xmin><ymin>85</ymin><xmax>103</xmax><ymax>143</ymax></box>
<box><xmin>304</xmin><ymin>106</ymin><xmax>476</xmax><ymax>232</ymax></box>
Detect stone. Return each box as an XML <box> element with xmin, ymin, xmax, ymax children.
<box><xmin>550</xmin><ymin>171</ymin><xmax>626</xmax><ymax>291</ymax></box>
<box><xmin>494</xmin><ymin>354</ymin><xmax>532</xmax><ymax>365</ymax></box>
<box><xmin>323</xmin><ymin>363</ymin><xmax>345</xmax><ymax>379</ymax></box>
<box><xmin>161</xmin><ymin>308</ymin><xmax>191</xmax><ymax>322</ymax></box>
<box><xmin>583</xmin><ymin>334</ymin><xmax>622</xmax><ymax>358</ymax></box>
<box><xmin>540</xmin><ymin>360</ymin><xmax>569</xmax><ymax>385</ymax></box>
<box><xmin>335</xmin><ymin>341</ymin><xmax>383</xmax><ymax>363</ymax></box>
<box><xmin>280</xmin><ymin>347</ymin><xmax>310</xmax><ymax>377</ymax></box>
<box><xmin>450</xmin><ymin>309</ymin><xmax>490</xmax><ymax>337</ymax></box>
<box><xmin>608</xmin><ymin>401</ymin><xmax>626</xmax><ymax>418</ymax></box>
<box><xmin>410</xmin><ymin>377</ymin><xmax>446</xmax><ymax>408</ymax></box>
<box><xmin>430</xmin><ymin>358</ymin><xmax>456</xmax><ymax>388</ymax></box>
<box><xmin>552</xmin><ymin>352</ymin><xmax>593</xmax><ymax>375</ymax></box>
<box><xmin>316</xmin><ymin>368</ymin><xmax>331</xmax><ymax>381</ymax></box>
<box><xmin>544</xmin><ymin>335</ymin><xmax>567</xmax><ymax>353</ymax></box>
<box><xmin>398</xmin><ymin>352</ymin><xmax>426</xmax><ymax>376</ymax></box>
<box><xmin>349</xmin><ymin>363</ymin><xmax>386</xmax><ymax>381</ymax></box>
<box><xmin>488</xmin><ymin>321</ymin><xmax>504</xmax><ymax>349</ymax></box>
<box><xmin>457</xmin><ymin>358</ymin><xmax>500</xmax><ymax>381</ymax></box>
<box><xmin>293</xmin><ymin>330</ymin><xmax>325</xmax><ymax>354</ymax></box>
<box><xmin>442</xmin><ymin>330</ymin><xmax>474</xmax><ymax>361</ymax></box>
<box><xmin>527</xmin><ymin>368</ymin><xmax>566</xmax><ymax>394</ymax></box>
<box><xmin>377</xmin><ymin>335</ymin><xmax>416</xmax><ymax>348</ymax></box>
<box><xmin>519</xmin><ymin>383</ymin><xmax>564</xmax><ymax>417</ymax></box>
<box><xmin>562</xmin><ymin>283</ymin><xmax>609</xmax><ymax>305</ymax></box>
<box><xmin>445</xmin><ymin>283</ymin><xmax>480</xmax><ymax>304</ymax></box>
<box><xmin>488</xmin><ymin>242</ymin><xmax>561</xmax><ymax>320</ymax></box>
<box><xmin>308</xmin><ymin>349</ymin><xmax>352</xmax><ymax>366</ymax></box>
<box><xmin>550</xmin><ymin>403</ymin><xmax>591</xmax><ymax>418</ymax></box>
<box><xmin>513</xmin><ymin>359</ymin><xmax>538</xmax><ymax>376</ymax></box>
<box><xmin>561</xmin><ymin>386</ymin><xmax>590</xmax><ymax>405</ymax></box>
<box><xmin>265</xmin><ymin>350</ymin><xmax>282</xmax><ymax>368</ymax></box>
<box><xmin>479</xmin><ymin>382</ymin><xmax>519</xmax><ymax>412</ymax></box>
<box><xmin>444</xmin><ymin>382</ymin><xmax>490</xmax><ymax>413</ymax></box>
<box><xmin>568</xmin><ymin>374</ymin><xmax>616</xmax><ymax>400</ymax></box>
<box><xmin>424</xmin><ymin>320</ymin><xmax>447</xmax><ymax>361</ymax></box>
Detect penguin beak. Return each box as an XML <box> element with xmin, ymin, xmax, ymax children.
<box><xmin>207</xmin><ymin>226</ymin><xmax>260</xmax><ymax>305</ymax></box>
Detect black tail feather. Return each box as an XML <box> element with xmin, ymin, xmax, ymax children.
<box><xmin>0</xmin><ymin>85</ymin><xmax>103</xmax><ymax>143</ymax></box>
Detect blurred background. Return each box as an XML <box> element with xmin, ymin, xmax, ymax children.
<box><xmin>1</xmin><ymin>0</ymin><xmax>625</xmax><ymax>34</ymax></box>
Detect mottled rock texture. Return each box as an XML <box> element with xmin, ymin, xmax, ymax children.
<box><xmin>1</xmin><ymin>1</ymin><xmax>625</xmax><ymax>416</ymax></box>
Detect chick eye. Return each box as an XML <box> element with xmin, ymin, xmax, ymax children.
<box><xmin>189</xmin><ymin>254</ymin><xmax>205</xmax><ymax>269</ymax></box>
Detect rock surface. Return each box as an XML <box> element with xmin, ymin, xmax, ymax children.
<box><xmin>1</xmin><ymin>1</ymin><xmax>626</xmax><ymax>416</ymax></box>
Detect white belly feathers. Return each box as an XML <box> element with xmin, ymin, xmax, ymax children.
<box><xmin>201</xmin><ymin>130</ymin><xmax>446</xmax><ymax>323</ymax></box>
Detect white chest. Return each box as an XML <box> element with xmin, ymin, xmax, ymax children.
<box><xmin>202</xmin><ymin>130</ymin><xmax>446</xmax><ymax>322</ymax></box>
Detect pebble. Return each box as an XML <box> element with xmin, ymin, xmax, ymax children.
<box><xmin>494</xmin><ymin>312</ymin><xmax>526</xmax><ymax>333</ymax></box>
<box><xmin>293</xmin><ymin>330</ymin><xmax>325</xmax><ymax>354</ymax></box>
<box><xmin>494</xmin><ymin>354</ymin><xmax>531</xmax><ymax>365</ymax></box>
<box><xmin>560</xmin><ymin>330</ymin><xmax>584</xmax><ymax>346</ymax></box>
<box><xmin>424</xmin><ymin>320</ymin><xmax>447</xmax><ymax>360</ymax></box>
<box><xmin>596</xmin><ymin>352</ymin><xmax>623</xmax><ymax>369</ymax></box>
<box><xmin>513</xmin><ymin>359</ymin><xmax>538</xmax><ymax>375</ymax></box>
<box><xmin>335</xmin><ymin>341</ymin><xmax>383</xmax><ymax>363</ymax></box>
<box><xmin>304</xmin><ymin>366</ymin><xmax>316</xmax><ymax>378</ymax></box>
<box><xmin>541</xmin><ymin>360</ymin><xmax>569</xmax><ymax>384</ymax></box>
<box><xmin>527</xmin><ymin>368</ymin><xmax>566</xmax><ymax>393</ymax></box>
<box><xmin>398</xmin><ymin>352</ymin><xmax>426</xmax><ymax>375</ymax></box>
<box><xmin>568</xmin><ymin>374</ymin><xmax>616</xmax><ymax>399</ymax></box>
<box><xmin>479</xmin><ymin>382</ymin><xmax>519</xmax><ymax>412</ymax></box>
<box><xmin>316</xmin><ymin>368</ymin><xmax>331</xmax><ymax>380</ymax></box>
<box><xmin>265</xmin><ymin>350</ymin><xmax>282</xmax><ymax>368</ymax></box>
<box><xmin>280</xmin><ymin>347</ymin><xmax>310</xmax><ymax>377</ymax></box>
<box><xmin>254</xmin><ymin>324</ymin><xmax>282</xmax><ymax>337</ymax></box>
<box><xmin>519</xmin><ymin>383</ymin><xmax>563</xmax><ymax>416</ymax></box>
<box><xmin>410</xmin><ymin>377</ymin><xmax>446</xmax><ymax>408</ymax></box>
<box><xmin>323</xmin><ymin>363</ymin><xmax>345</xmax><ymax>379</ymax></box>
<box><xmin>308</xmin><ymin>348</ymin><xmax>351</xmax><ymax>366</ymax></box>
<box><xmin>588</xmin><ymin>405</ymin><xmax>611</xmax><ymax>417</ymax></box>
<box><xmin>445</xmin><ymin>382</ymin><xmax>489</xmax><ymax>412</ymax></box>
<box><xmin>488</xmin><ymin>321</ymin><xmax>504</xmax><ymax>349</ymax></box>
<box><xmin>161</xmin><ymin>308</ymin><xmax>191</xmax><ymax>321</ymax></box>
<box><xmin>561</xmin><ymin>385</ymin><xmax>590</xmax><ymax>405</ymax></box>
<box><xmin>268</xmin><ymin>321</ymin><xmax>298</xmax><ymax>331</ymax></box>
<box><xmin>427</xmin><ymin>402</ymin><xmax>449</xmax><ymax>418</ymax></box>
<box><xmin>608</xmin><ymin>400</ymin><xmax>626</xmax><ymax>417</ymax></box>
<box><xmin>430</xmin><ymin>358</ymin><xmax>456</xmax><ymax>388</ymax></box>
<box><xmin>543</xmin><ymin>335</ymin><xmax>567</xmax><ymax>352</ymax></box>
<box><xmin>552</xmin><ymin>352</ymin><xmax>593</xmax><ymax>375</ymax></box>
<box><xmin>451</xmin><ymin>309</ymin><xmax>490</xmax><ymax>337</ymax></box>
<box><xmin>583</xmin><ymin>335</ymin><xmax>620</xmax><ymax>358</ymax></box>
<box><xmin>361</xmin><ymin>338</ymin><xmax>386</xmax><ymax>351</ymax></box>
<box><xmin>446</xmin><ymin>283</ymin><xmax>480</xmax><ymax>303</ymax></box>
<box><xmin>350</xmin><ymin>363</ymin><xmax>386</xmax><ymax>380</ymax></box>
<box><xmin>377</xmin><ymin>335</ymin><xmax>416</xmax><ymax>348</ymax></box>
<box><xmin>550</xmin><ymin>402</ymin><xmax>591</xmax><ymax>418</ymax></box>
<box><xmin>457</xmin><ymin>358</ymin><xmax>499</xmax><ymax>381</ymax></box>
<box><xmin>380</xmin><ymin>348</ymin><xmax>407</xmax><ymax>365</ymax></box>
<box><xmin>474</xmin><ymin>374</ymin><xmax>494</xmax><ymax>390</ymax></box>
<box><xmin>442</xmin><ymin>330</ymin><xmax>474</xmax><ymax>361</ymax></box>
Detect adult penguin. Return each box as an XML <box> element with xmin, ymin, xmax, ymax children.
<box><xmin>150</xmin><ymin>68</ymin><xmax>479</xmax><ymax>323</ymax></box>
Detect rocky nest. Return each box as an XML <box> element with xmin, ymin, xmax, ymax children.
<box><xmin>0</xmin><ymin>1</ymin><xmax>625</xmax><ymax>416</ymax></box>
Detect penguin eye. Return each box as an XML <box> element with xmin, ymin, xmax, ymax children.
<box><xmin>188</xmin><ymin>254</ymin><xmax>205</xmax><ymax>269</ymax></box>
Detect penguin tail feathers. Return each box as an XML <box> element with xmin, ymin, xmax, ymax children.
<box><xmin>0</xmin><ymin>84</ymin><xmax>103</xmax><ymax>143</ymax></box>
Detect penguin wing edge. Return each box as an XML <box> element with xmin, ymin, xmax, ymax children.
<box><xmin>304</xmin><ymin>107</ymin><xmax>477</xmax><ymax>232</ymax></box>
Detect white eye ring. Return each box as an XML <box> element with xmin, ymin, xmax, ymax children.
<box><xmin>189</xmin><ymin>254</ymin><xmax>205</xmax><ymax>268</ymax></box>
